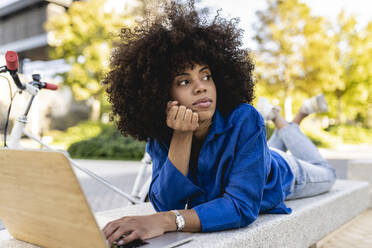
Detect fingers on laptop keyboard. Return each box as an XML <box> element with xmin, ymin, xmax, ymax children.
<box><xmin>111</xmin><ymin>238</ymin><xmax>148</xmax><ymax>248</ymax></box>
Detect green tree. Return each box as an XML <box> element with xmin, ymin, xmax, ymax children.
<box><xmin>298</xmin><ymin>14</ymin><xmax>343</xmax><ymax>122</ymax></box>
<box><xmin>329</xmin><ymin>11</ymin><xmax>359</xmax><ymax>124</ymax></box>
<box><xmin>300</xmin><ymin>16</ymin><xmax>341</xmax><ymax>94</ymax></box>
<box><xmin>340</xmin><ymin>19</ymin><xmax>372</xmax><ymax>127</ymax></box>
<box><xmin>363</xmin><ymin>23</ymin><xmax>372</xmax><ymax>127</ymax></box>
<box><xmin>254</xmin><ymin>0</ymin><xmax>314</xmax><ymax>119</ymax></box>
<box><xmin>254</xmin><ymin>0</ymin><xmax>370</xmax><ymax>126</ymax></box>
<box><xmin>45</xmin><ymin>0</ymin><xmax>161</xmax><ymax>120</ymax></box>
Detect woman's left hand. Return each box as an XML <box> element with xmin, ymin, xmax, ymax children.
<box><xmin>103</xmin><ymin>214</ymin><xmax>168</xmax><ymax>246</ymax></box>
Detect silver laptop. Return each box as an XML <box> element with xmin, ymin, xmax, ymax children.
<box><xmin>0</xmin><ymin>149</ymin><xmax>193</xmax><ymax>248</ymax></box>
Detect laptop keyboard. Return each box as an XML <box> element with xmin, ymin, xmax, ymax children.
<box><xmin>111</xmin><ymin>239</ymin><xmax>149</xmax><ymax>248</ymax></box>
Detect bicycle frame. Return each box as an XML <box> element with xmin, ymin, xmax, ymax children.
<box><xmin>5</xmin><ymin>77</ymin><xmax>152</xmax><ymax>206</ymax></box>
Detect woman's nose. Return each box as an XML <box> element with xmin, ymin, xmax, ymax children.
<box><xmin>194</xmin><ymin>80</ymin><xmax>207</xmax><ymax>94</ymax></box>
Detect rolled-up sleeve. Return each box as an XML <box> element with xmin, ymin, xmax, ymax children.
<box><xmin>146</xmin><ymin>140</ymin><xmax>205</xmax><ymax>211</ymax></box>
<box><xmin>193</xmin><ymin>123</ymin><xmax>269</xmax><ymax>232</ymax></box>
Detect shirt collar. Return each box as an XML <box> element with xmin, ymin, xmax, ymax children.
<box><xmin>205</xmin><ymin>108</ymin><xmax>234</xmax><ymax>143</ymax></box>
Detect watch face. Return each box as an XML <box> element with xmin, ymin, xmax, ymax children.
<box><xmin>172</xmin><ymin>210</ymin><xmax>185</xmax><ymax>231</ymax></box>
<box><xmin>176</xmin><ymin>216</ymin><xmax>185</xmax><ymax>230</ymax></box>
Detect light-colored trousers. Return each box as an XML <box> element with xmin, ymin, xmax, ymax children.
<box><xmin>268</xmin><ymin>123</ymin><xmax>336</xmax><ymax>200</ymax></box>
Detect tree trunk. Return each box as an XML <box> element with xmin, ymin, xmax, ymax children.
<box><xmin>336</xmin><ymin>89</ymin><xmax>343</xmax><ymax>125</ymax></box>
<box><xmin>283</xmin><ymin>81</ymin><xmax>293</xmax><ymax>121</ymax></box>
<box><xmin>367</xmin><ymin>93</ymin><xmax>372</xmax><ymax>128</ymax></box>
<box><xmin>284</xmin><ymin>95</ymin><xmax>293</xmax><ymax>121</ymax></box>
<box><xmin>89</xmin><ymin>98</ymin><xmax>101</xmax><ymax>122</ymax></box>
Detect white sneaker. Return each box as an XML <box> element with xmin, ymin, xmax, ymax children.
<box><xmin>300</xmin><ymin>93</ymin><xmax>329</xmax><ymax>114</ymax></box>
<box><xmin>256</xmin><ymin>97</ymin><xmax>281</xmax><ymax>121</ymax></box>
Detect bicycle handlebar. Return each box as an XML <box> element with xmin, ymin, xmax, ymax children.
<box><xmin>2</xmin><ymin>51</ymin><xmax>58</xmax><ymax>92</ymax></box>
<box><xmin>44</xmin><ymin>82</ymin><xmax>58</xmax><ymax>90</ymax></box>
<box><xmin>5</xmin><ymin>51</ymin><xmax>18</xmax><ymax>70</ymax></box>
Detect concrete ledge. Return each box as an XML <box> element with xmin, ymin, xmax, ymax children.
<box><xmin>347</xmin><ymin>160</ymin><xmax>372</xmax><ymax>208</ymax></box>
<box><xmin>0</xmin><ymin>180</ymin><xmax>369</xmax><ymax>248</ymax></box>
<box><xmin>96</xmin><ymin>180</ymin><xmax>369</xmax><ymax>248</ymax></box>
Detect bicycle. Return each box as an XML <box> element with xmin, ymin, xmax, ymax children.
<box><xmin>0</xmin><ymin>51</ymin><xmax>152</xmax><ymax>206</ymax></box>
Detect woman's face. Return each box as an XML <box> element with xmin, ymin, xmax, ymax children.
<box><xmin>170</xmin><ymin>63</ymin><xmax>217</xmax><ymax>123</ymax></box>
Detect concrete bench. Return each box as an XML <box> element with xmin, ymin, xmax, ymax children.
<box><xmin>0</xmin><ymin>179</ymin><xmax>369</xmax><ymax>248</ymax></box>
<box><xmin>347</xmin><ymin>160</ymin><xmax>372</xmax><ymax>208</ymax></box>
<box><xmin>319</xmin><ymin>146</ymin><xmax>372</xmax><ymax>180</ymax></box>
<box><xmin>327</xmin><ymin>158</ymin><xmax>372</xmax><ymax>208</ymax></box>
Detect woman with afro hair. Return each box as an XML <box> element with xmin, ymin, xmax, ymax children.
<box><xmin>102</xmin><ymin>0</ymin><xmax>336</xmax><ymax>246</ymax></box>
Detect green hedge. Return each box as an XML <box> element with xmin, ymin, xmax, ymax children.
<box><xmin>67</xmin><ymin>124</ymin><xmax>146</xmax><ymax>160</ymax></box>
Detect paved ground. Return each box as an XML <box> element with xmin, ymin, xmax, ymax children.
<box><xmin>316</xmin><ymin>145</ymin><xmax>372</xmax><ymax>248</ymax></box>
<box><xmin>1</xmin><ymin>144</ymin><xmax>371</xmax><ymax>246</ymax></box>
<box><xmin>317</xmin><ymin>209</ymin><xmax>372</xmax><ymax>248</ymax></box>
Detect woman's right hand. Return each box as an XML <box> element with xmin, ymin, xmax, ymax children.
<box><xmin>166</xmin><ymin>101</ymin><xmax>199</xmax><ymax>133</ymax></box>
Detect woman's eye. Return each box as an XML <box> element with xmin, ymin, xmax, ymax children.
<box><xmin>179</xmin><ymin>80</ymin><xmax>190</xmax><ymax>86</ymax></box>
<box><xmin>202</xmin><ymin>75</ymin><xmax>212</xmax><ymax>81</ymax></box>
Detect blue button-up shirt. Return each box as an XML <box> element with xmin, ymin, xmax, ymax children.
<box><xmin>146</xmin><ymin>103</ymin><xmax>294</xmax><ymax>232</ymax></box>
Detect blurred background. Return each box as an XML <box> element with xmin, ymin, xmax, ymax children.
<box><xmin>0</xmin><ymin>0</ymin><xmax>371</xmax><ymax>160</ymax></box>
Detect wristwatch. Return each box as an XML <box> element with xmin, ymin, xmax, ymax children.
<box><xmin>171</xmin><ymin>210</ymin><xmax>185</xmax><ymax>231</ymax></box>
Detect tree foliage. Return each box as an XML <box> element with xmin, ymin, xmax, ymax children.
<box><xmin>45</xmin><ymin>0</ymin><xmax>167</xmax><ymax>119</ymax></box>
<box><xmin>46</xmin><ymin>0</ymin><xmax>128</xmax><ymax>100</ymax></box>
<box><xmin>254</xmin><ymin>0</ymin><xmax>372</xmax><ymax>127</ymax></box>
<box><xmin>254</xmin><ymin>0</ymin><xmax>318</xmax><ymax>118</ymax></box>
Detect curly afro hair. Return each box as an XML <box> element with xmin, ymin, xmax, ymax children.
<box><xmin>103</xmin><ymin>0</ymin><xmax>255</xmax><ymax>143</ymax></box>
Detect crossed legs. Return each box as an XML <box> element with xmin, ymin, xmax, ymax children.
<box><xmin>257</xmin><ymin>95</ymin><xmax>336</xmax><ymax>199</ymax></box>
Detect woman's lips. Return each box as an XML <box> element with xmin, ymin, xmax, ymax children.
<box><xmin>192</xmin><ymin>97</ymin><xmax>213</xmax><ymax>108</ymax></box>
<box><xmin>194</xmin><ymin>101</ymin><xmax>212</xmax><ymax>108</ymax></box>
